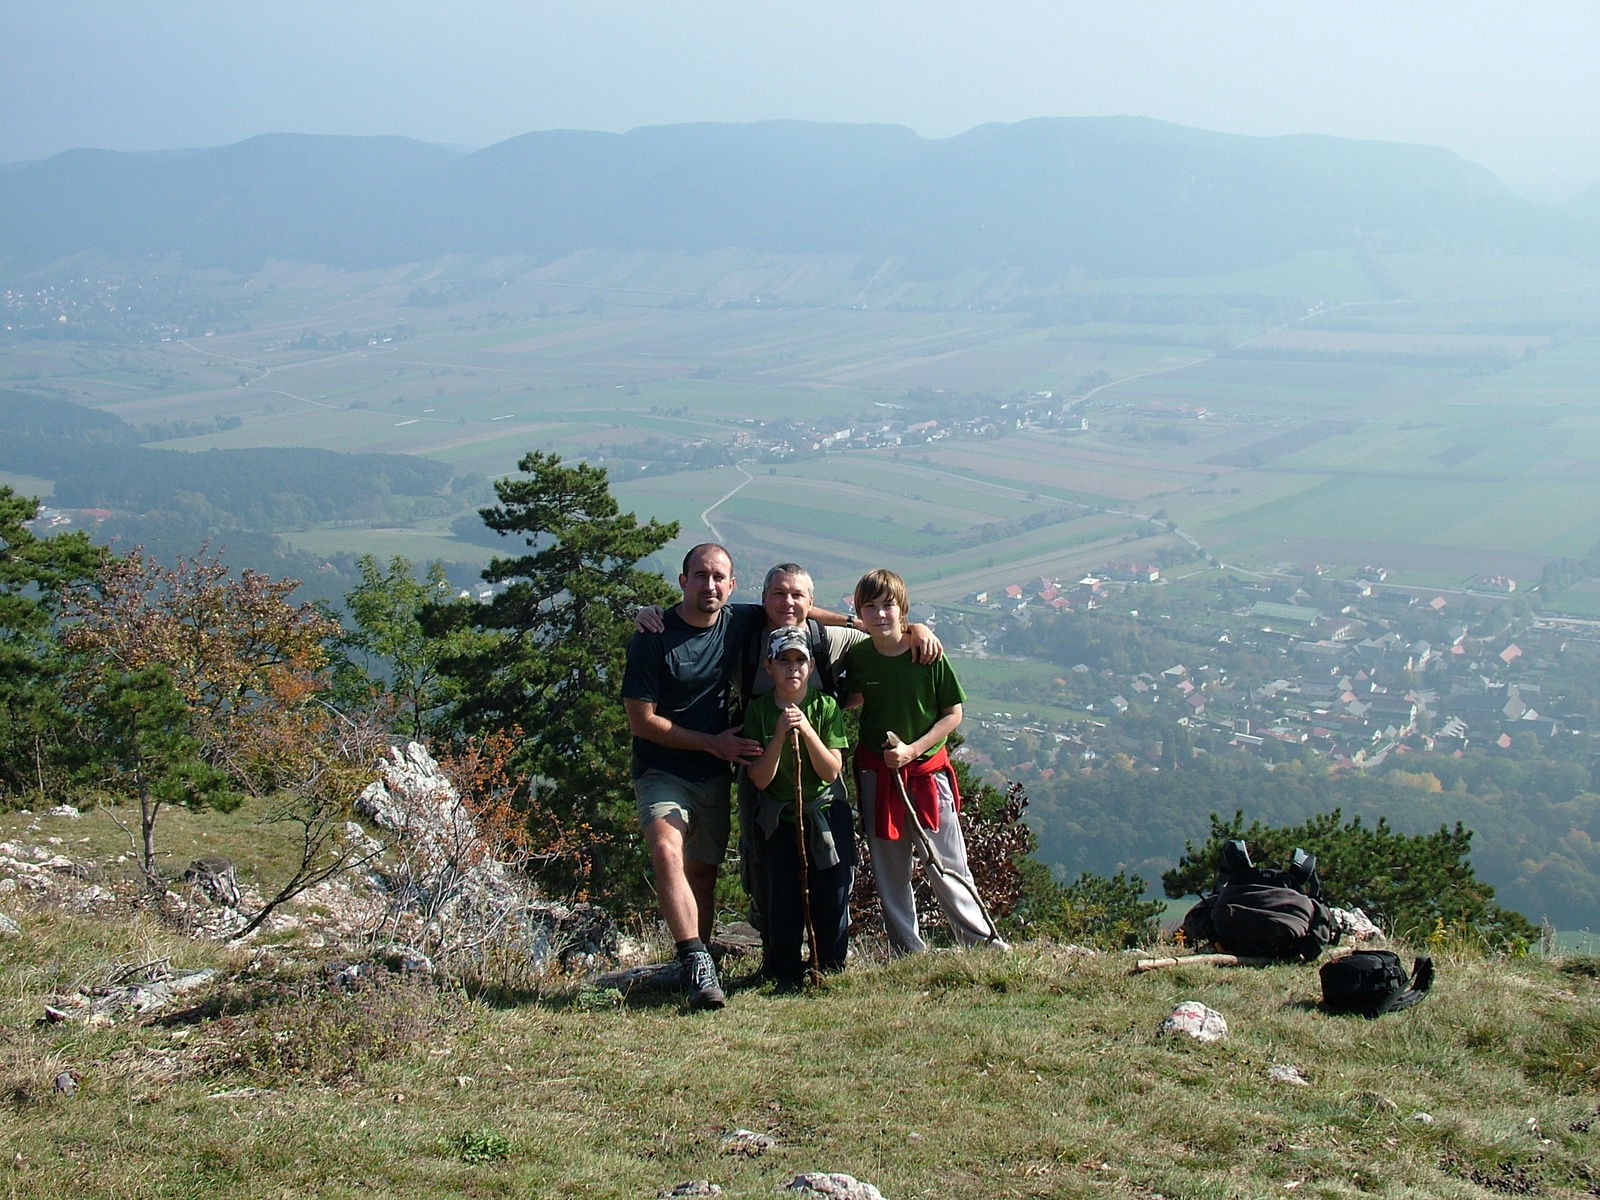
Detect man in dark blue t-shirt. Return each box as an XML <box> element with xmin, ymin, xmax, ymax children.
<box><xmin>622</xmin><ymin>542</ymin><xmax>764</xmax><ymax>1008</ymax></box>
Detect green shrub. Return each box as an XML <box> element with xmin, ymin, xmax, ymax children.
<box><xmin>1027</xmin><ymin>869</ymin><xmax>1165</xmax><ymax>949</ymax></box>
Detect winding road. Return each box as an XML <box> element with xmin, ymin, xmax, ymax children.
<box><xmin>699</xmin><ymin>463</ymin><xmax>755</xmax><ymax>541</ymax></box>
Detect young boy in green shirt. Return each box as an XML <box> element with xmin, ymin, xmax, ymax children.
<box><xmin>744</xmin><ymin>626</ymin><xmax>856</xmax><ymax>987</ymax></box>
<box><xmin>844</xmin><ymin>567</ymin><xmax>1007</xmax><ymax>954</ymax></box>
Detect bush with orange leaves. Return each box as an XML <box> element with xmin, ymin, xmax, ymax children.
<box><xmin>58</xmin><ymin>547</ymin><xmax>378</xmax><ymax>911</ymax></box>
<box><xmin>60</xmin><ymin>547</ymin><xmax>339</xmax><ymax>787</ymax></box>
<box><xmin>434</xmin><ymin>731</ymin><xmax>594</xmax><ymax>893</ymax></box>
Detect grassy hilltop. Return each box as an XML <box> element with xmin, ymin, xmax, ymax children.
<box><xmin>3</xmin><ymin>807</ymin><xmax>1597</xmax><ymax>1199</ymax></box>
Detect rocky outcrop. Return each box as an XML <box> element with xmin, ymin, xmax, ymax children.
<box><xmin>356</xmin><ymin>741</ymin><xmax>619</xmax><ymax>970</ymax></box>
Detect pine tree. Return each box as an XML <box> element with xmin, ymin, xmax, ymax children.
<box><xmin>431</xmin><ymin>452</ymin><xmax>678</xmax><ymax>899</ymax></box>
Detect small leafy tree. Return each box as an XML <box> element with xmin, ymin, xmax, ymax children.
<box><xmin>77</xmin><ymin>664</ymin><xmax>235</xmax><ymax>892</ymax></box>
<box><xmin>0</xmin><ymin>486</ymin><xmax>102</xmax><ymax>801</ymax></box>
<box><xmin>1162</xmin><ymin>808</ymin><xmax>1538</xmax><ymax>950</ymax></box>
<box><xmin>59</xmin><ymin>547</ymin><xmax>339</xmax><ymax>784</ymax></box>
<box><xmin>340</xmin><ymin>554</ymin><xmax>457</xmax><ymax>737</ymax></box>
<box><xmin>230</xmin><ymin>701</ymin><xmax>391</xmax><ymax>938</ymax></box>
<box><xmin>430</xmin><ymin>452</ymin><xmax>678</xmax><ymax>901</ymax></box>
<box><xmin>60</xmin><ymin>547</ymin><xmax>341</xmax><ymax>890</ymax></box>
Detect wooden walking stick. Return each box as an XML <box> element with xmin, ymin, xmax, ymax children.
<box><xmin>792</xmin><ymin>727</ymin><xmax>822</xmax><ymax>986</ymax></box>
<box><xmin>883</xmin><ymin>733</ymin><xmax>1003</xmax><ymax>944</ymax></box>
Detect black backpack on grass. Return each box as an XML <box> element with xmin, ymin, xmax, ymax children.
<box><xmin>1181</xmin><ymin>841</ymin><xmax>1338</xmax><ymax>961</ymax></box>
<box><xmin>1320</xmin><ymin>951</ymin><xmax>1434</xmax><ymax>1017</ymax></box>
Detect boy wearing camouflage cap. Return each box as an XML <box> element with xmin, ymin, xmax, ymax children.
<box><xmin>743</xmin><ymin>626</ymin><xmax>856</xmax><ymax>987</ymax></box>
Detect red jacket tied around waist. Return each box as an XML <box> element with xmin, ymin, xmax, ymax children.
<box><xmin>854</xmin><ymin>745</ymin><xmax>961</xmax><ymax>841</ymax></box>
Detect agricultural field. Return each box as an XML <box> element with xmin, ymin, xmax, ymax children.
<box><xmin>6</xmin><ymin>247</ymin><xmax>1600</xmax><ymax>608</ymax></box>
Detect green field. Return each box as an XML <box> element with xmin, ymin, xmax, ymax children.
<box><xmin>7</xmin><ymin>247</ymin><xmax>1600</xmax><ymax>601</ymax></box>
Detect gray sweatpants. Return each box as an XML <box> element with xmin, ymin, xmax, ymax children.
<box><xmin>858</xmin><ymin>768</ymin><xmax>1009</xmax><ymax>954</ymax></box>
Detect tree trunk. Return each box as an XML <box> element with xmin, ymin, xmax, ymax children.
<box><xmin>138</xmin><ymin>769</ymin><xmax>161</xmax><ymax>894</ymax></box>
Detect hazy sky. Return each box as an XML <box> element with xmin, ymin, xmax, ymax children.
<box><xmin>5</xmin><ymin>2</ymin><xmax>1598</xmax><ymax>201</ymax></box>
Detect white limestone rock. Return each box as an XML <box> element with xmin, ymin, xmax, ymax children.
<box><xmin>1161</xmin><ymin>1000</ymin><xmax>1229</xmax><ymax>1042</ymax></box>
<box><xmin>783</xmin><ymin>1174</ymin><xmax>887</xmax><ymax>1200</ymax></box>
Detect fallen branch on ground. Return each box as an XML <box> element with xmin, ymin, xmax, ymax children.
<box><xmin>1135</xmin><ymin>947</ymin><xmax>1352</xmax><ymax>972</ymax></box>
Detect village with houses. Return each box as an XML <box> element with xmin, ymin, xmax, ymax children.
<box><xmin>936</xmin><ymin>557</ymin><xmax>1595</xmax><ymax>786</ymax></box>
<box><xmin>597</xmin><ymin>389</ymin><xmax>1085</xmax><ymax>479</ymax></box>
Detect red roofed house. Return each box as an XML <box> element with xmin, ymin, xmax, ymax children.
<box><xmin>1104</xmin><ymin>562</ymin><xmax>1161</xmax><ymax>583</ymax></box>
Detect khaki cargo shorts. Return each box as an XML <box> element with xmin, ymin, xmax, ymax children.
<box><xmin>634</xmin><ymin>769</ymin><xmax>732</xmax><ymax>864</ymax></box>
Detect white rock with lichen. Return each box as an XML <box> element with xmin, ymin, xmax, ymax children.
<box><xmin>355</xmin><ymin>741</ymin><xmax>619</xmax><ymax>969</ymax></box>
<box><xmin>1161</xmin><ymin>1001</ymin><xmax>1228</xmax><ymax>1042</ymax></box>
<box><xmin>783</xmin><ymin>1175</ymin><xmax>886</xmax><ymax>1200</ymax></box>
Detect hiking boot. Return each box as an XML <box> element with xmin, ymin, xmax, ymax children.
<box><xmin>682</xmin><ymin>949</ymin><xmax>726</xmax><ymax>1009</ymax></box>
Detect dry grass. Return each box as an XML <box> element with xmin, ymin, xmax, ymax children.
<box><xmin>2</xmin><ymin>897</ymin><xmax>1598</xmax><ymax>1199</ymax></box>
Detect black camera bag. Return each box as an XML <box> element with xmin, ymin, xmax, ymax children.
<box><xmin>1320</xmin><ymin>950</ymin><xmax>1433</xmax><ymax>1017</ymax></box>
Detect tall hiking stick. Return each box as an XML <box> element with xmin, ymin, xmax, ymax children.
<box><xmin>792</xmin><ymin>727</ymin><xmax>822</xmax><ymax>985</ymax></box>
<box><xmin>883</xmin><ymin>732</ymin><xmax>1002</xmax><ymax>945</ymax></box>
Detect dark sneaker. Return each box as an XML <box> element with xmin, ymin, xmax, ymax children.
<box><xmin>682</xmin><ymin>949</ymin><xmax>726</xmax><ymax>1009</ymax></box>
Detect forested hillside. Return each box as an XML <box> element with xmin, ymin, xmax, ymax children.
<box><xmin>0</xmin><ymin>391</ymin><xmax>484</xmax><ymax>604</ymax></box>
<box><xmin>0</xmin><ymin>391</ymin><xmax>466</xmax><ymax>529</ymax></box>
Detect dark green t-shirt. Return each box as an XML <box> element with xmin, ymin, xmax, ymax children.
<box><xmin>842</xmin><ymin>640</ymin><xmax>967</xmax><ymax>761</ymax></box>
<box><xmin>743</xmin><ymin>688</ymin><xmax>850</xmax><ymax>808</ymax></box>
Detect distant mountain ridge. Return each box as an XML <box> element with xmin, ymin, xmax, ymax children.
<box><xmin>0</xmin><ymin>117</ymin><xmax>1590</xmax><ymax>279</ymax></box>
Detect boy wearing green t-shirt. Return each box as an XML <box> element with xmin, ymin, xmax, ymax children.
<box><xmin>745</xmin><ymin>626</ymin><xmax>856</xmax><ymax>987</ymax></box>
<box><xmin>844</xmin><ymin>567</ymin><xmax>1007</xmax><ymax>954</ymax></box>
